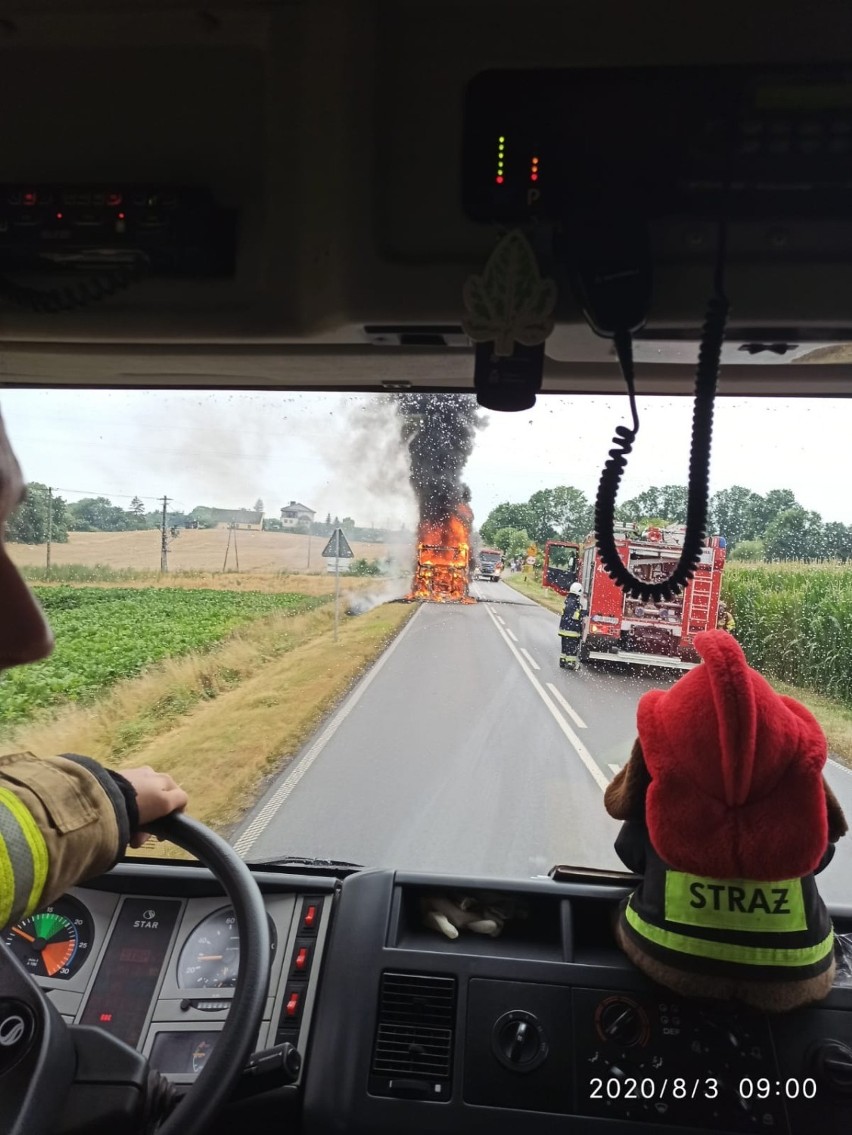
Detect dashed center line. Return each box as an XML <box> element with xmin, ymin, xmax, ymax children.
<box><xmin>483</xmin><ymin>605</ymin><xmax>609</xmax><ymax>792</ymax></box>
<box><xmin>506</xmin><ymin>627</ymin><xmax>519</xmax><ymax>643</ymax></box>
<box><xmin>545</xmin><ymin>683</ymin><xmax>587</xmax><ymax>730</ymax></box>
<box><xmin>520</xmin><ymin>647</ymin><xmax>541</xmax><ymax>671</ymax></box>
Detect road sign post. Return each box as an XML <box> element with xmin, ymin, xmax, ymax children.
<box><xmin>320</xmin><ymin>528</ymin><xmax>355</xmax><ymax>642</ymax></box>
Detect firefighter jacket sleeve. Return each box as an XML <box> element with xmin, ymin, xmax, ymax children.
<box><xmin>0</xmin><ymin>751</ymin><xmax>132</xmax><ymax>931</ymax></box>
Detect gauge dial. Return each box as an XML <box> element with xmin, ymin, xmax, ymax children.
<box><xmin>177</xmin><ymin>907</ymin><xmax>277</xmax><ymax>989</ymax></box>
<box><xmin>3</xmin><ymin>895</ymin><xmax>94</xmax><ymax>979</ymax></box>
<box><xmin>192</xmin><ymin>1038</ymin><xmax>214</xmax><ymax>1073</ymax></box>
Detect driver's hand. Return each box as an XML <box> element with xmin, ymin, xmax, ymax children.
<box><xmin>121</xmin><ymin>765</ymin><xmax>188</xmax><ymax>848</ymax></box>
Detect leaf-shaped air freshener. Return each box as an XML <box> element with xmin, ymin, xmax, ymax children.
<box><xmin>462</xmin><ymin>230</ymin><xmax>557</xmax><ymax>356</ymax></box>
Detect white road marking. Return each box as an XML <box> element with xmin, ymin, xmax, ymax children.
<box><xmin>545</xmin><ymin>683</ymin><xmax>588</xmax><ymax>730</ymax></box>
<box><xmin>496</xmin><ymin>615</ymin><xmax>506</xmax><ymax>626</ymax></box>
<box><xmin>484</xmin><ymin>605</ymin><xmax>609</xmax><ymax>792</ymax></box>
<box><xmin>829</xmin><ymin>758</ymin><xmax>852</xmax><ymax>777</ymax></box>
<box><xmin>506</xmin><ymin>627</ymin><xmax>519</xmax><ymax>643</ymax></box>
<box><xmin>520</xmin><ymin>647</ymin><xmax>541</xmax><ymax>671</ymax></box>
<box><xmin>232</xmin><ymin>605</ymin><xmax>423</xmax><ymax>857</ymax></box>
<box><xmin>608</xmin><ymin>763</ymin><xmax>622</xmax><ymax>777</ymax></box>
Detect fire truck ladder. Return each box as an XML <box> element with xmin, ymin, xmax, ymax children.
<box><xmin>686</xmin><ymin>569</ymin><xmax>714</xmax><ymax>633</ymax></box>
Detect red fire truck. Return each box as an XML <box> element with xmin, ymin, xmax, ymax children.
<box><xmin>542</xmin><ymin>540</ymin><xmax>581</xmax><ymax>595</ymax></box>
<box><xmin>577</xmin><ymin>525</ymin><xmax>727</xmax><ymax>670</ymax></box>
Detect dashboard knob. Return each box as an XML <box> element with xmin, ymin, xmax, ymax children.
<box><xmin>809</xmin><ymin>1040</ymin><xmax>852</xmax><ymax>1094</ymax></box>
<box><xmin>491</xmin><ymin>1010</ymin><xmax>548</xmax><ymax>1073</ymax></box>
<box><xmin>599</xmin><ymin>1000</ymin><xmax>644</xmax><ymax>1046</ymax></box>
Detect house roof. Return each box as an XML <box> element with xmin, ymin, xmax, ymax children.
<box><xmin>280</xmin><ymin>502</ymin><xmax>316</xmax><ymax>514</ymax></box>
<box><xmin>209</xmin><ymin>508</ymin><xmax>263</xmax><ymax>524</ymax></box>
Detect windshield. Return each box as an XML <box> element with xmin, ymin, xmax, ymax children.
<box><xmin>2</xmin><ymin>388</ymin><xmax>851</xmax><ymax>901</ymax></box>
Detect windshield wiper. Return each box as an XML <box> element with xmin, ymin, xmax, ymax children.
<box><xmin>246</xmin><ymin>855</ymin><xmax>363</xmax><ymax>870</ymax></box>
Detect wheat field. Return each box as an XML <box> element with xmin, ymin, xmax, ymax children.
<box><xmin>8</xmin><ymin>528</ymin><xmax>412</xmax><ymax>574</ymax></box>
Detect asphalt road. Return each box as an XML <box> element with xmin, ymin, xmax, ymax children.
<box><xmin>232</xmin><ymin>580</ymin><xmax>852</xmax><ymax>905</ymax></box>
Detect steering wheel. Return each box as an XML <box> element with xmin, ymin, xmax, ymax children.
<box><xmin>0</xmin><ymin>812</ymin><xmax>270</xmax><ymax>1135</ymax></box>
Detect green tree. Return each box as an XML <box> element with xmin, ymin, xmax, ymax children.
<box><xmin>480</xmin><ymin>501</ymin><xmax>534</xmax><ymax>545</ymax></box>
<box><xmin>709</xmin><ymin>486</ymin><xmax>765</xmax><ymax>547</ymax></box>
<box><xmin>67</xmin><ymin>496</ymin><xmax>131</xmax><ymax>532</ymax></box>
<box><xmin>763</xmin><ymin>507</ymin><xmax>825</xmax><ymax>561</ymax></box>
<box><xmin>254</xmin><ymin>498</ymin><xmax>264</xmax><ymax>514</ymax></box>
<box><xmin>751</xmin><ymin>489</ymin><xmax>800</xmax><ymax>534</ymax></box>
<box><xmin>823</xmin><ymin>522</ymin><xmax>852</xmax><ymax>562</ymax></box>
<box><xmin>130</xmin><ymin>496</ymin><xmax>146</xmax><ymax>517</ymax></box>
<box><xmin>491</xmin><ymin>527</ymin><xmax>531</xmax><ymax>561</ymax></box>
<box><xmin>5</xmin><ymin>482</ymin><xmax>69</xmax><ymax>544</ymax></box>
<box><xmin>188</xmin><ymin>506</ymin><xmax>217</xmax><ymax>529</ymax></box>
<box><xmin>728</xmin><ymin>538</ymin><xmax>766</xmax><ymax>562</ymax></box>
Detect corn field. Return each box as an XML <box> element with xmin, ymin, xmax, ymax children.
<box><xmin>722</xmin><ymin>563</ymin><xmax>852</xmax><ymax>707</ymax></box>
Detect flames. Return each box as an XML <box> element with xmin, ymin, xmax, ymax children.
<box><xmin>408</xmin><ymin>505</ymin><xmax>475</xmax><ymax>603</ymax></box>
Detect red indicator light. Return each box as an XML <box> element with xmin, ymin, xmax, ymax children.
<box><xmin>99</xmin><ymin>1013</ymin><xmax>112</xmax><ymax>1023</ymax></box>
<box><xmin>23</xmin><ymin>191</ymin><xmax>37</xmax><ymax>206</ymax></box>
<box><xmin>117</xmin><ymin>212</ymin><xmax>126</xmax><ymax>220</ymax></box>
<box><xmin>495</xmin><ymin>176</ymin><xmax>504</xmax><ymax>184</ymax></box>
<box><xmin>530</xmin><ymin>174</ymin><xmax>538</xmax><ymax>182</ymax></box>
<box><xmin>106</xmin><ymin>192</ymin><xmax>123</xmax><ymax>207</ymax></box>
<box><xmin>55</xmin><ymin>212</ymin><xmax>63</xmax><ymax>220</ymax></box>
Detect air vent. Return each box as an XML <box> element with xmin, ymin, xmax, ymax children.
<box><xmin>369</xmin><ymin>972</ymin><xmax>457</xmax><ymax>1100</ymax></box>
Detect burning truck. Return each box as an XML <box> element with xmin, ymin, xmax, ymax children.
<box><xmin>408</xmin><ymin>500</ymin><xmax>475</xmax><ymax>603</ymax></box>
<box><xmin>398</xmin><ymin>393</ymin><xmax>482</xmax><ymax>604</ymax></box>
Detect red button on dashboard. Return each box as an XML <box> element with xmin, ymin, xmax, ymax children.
<box><xmin>295</xmin><ymin>947</ymin><xmax>309</xmax><ymax>971</ymax></box>
<box><xmin>286</xmin><ymin>992</ymin><xmax>301</xmax><ymax>1017</ymax></box>
<box><xmin>303</xmin><ymin>905</ymin><xmax>317</xmax><ymax>928</ymax></box>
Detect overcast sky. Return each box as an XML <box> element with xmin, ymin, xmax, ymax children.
<box><xmin>1</xmin><ymin>387</ymin><xmax>849</xmax><ymax>529</ymax></box>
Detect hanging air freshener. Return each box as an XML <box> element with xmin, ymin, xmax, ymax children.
<box><xmin>461</xmin><ymin>230</ymin><xmax>557</xmax><ymax>411</ymax></box>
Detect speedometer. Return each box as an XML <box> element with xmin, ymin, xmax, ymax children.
<box><xmin>3</xmin><ymin>894</ymin><xmax>94</xmax><ymax>979</ymax></box>
<box><xmin>177</xmin><ymin>907</ymin><xmax>277</xmax><ymax>989</ymax></box>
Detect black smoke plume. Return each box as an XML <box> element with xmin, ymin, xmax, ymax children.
<box><xmin>396</xmin><ymin>394</ymin><xmax>483</xmax><ymax>522</ymax></box>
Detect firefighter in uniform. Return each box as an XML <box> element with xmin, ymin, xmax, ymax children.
<box><xmin>604</xmin><ymin>630</ymin><xmax>847</xmax><ymax>1012</ymax></box>
<box><xmin>717</xmin><ymin>600</ymin><xmax>736</xmax><ymax>634</ymax></box>
<box><xmin>558</xmin><ymin>581</ymin><xmax>585</xmax><ymax>670</ymax></box>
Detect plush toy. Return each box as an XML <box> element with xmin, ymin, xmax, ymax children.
<box><xmin>605</xmin><ymin>630</ymin><xmax>848</xmax><ymax>1012</ymax></box>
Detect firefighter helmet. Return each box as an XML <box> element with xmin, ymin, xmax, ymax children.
<box><xmin>569</xmin><ymin>582</ymin><xmax>583</xmax><ymax>596</ymax></box>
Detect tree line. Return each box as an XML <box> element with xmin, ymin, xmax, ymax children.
<box><xmin>479</xmin><ymin>484</ymin><xmax>852</xmax><ymax>563</ymax></box>
<box><xmin>5</xmin><ymin>484</ymin><xmax>407</xmax><ymax>547</ymax></box>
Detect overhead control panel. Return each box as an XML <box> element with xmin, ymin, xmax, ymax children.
<box><xmin>0</xmin><ymin>185</ymin><xmax>236</xmax><ymax>278</ymax></box>
<box><xmin>463</xmin><ymin>64</ymin><xmax>852</xmax><ymax>225</ymax></box>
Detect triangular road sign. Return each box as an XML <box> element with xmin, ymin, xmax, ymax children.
<box><xmin>321</xmin><ymin>528</ymin><xmax>354</xmax><ymax>558</ymax></box>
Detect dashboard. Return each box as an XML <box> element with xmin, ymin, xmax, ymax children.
<box><xmin>6</xmin><ymin>861</ymin><xmax>852</xmax><ymax>1134</ymax></box>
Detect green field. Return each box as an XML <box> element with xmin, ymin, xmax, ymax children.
<box><xmin>723</xmin><ymin>564</ymin><xmax>852</xmax><ymax>708</ymax></box>
<box><xmin>0</xmin><ymin>587</ymin><xmax>324</xmax><ymax>726</ymax></box>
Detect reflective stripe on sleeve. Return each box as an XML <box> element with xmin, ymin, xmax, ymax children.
<box><xmin>0</xmin><ymin>786</ymin><xmax>49</xmax><ymax>926</ymax></box>
<box><xmin>625</xmin><ymin>900</ymin><xmax>834</xmax><ymax>968</ymax></box>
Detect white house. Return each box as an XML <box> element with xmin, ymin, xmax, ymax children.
<box><xmin>280</xmin><ymin>501</ymin><xmax>316</xmax><ymax>528</ymax></box>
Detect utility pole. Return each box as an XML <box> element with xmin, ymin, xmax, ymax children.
<box><xmin>334</xmin><ymin>550</ymin><xmax>340</xmax><ymax>642</ymax></box>
<box><xmin>46</xmin><ymin>487</ymin><xmax>53</xmax><ymax>578</ymax></box>
<box><xmin>160</xmin><ymin>496</ymin><xmax>169</xmax><ymax>572</ymax></box>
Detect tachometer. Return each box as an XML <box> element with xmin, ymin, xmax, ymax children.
<box><xmin>3</xmin><ymin>894</ymin><xmax>94</xmax><ymax>979</ymax></box>
<box><xmin>177</xmin><ymin>907</ymin><xmax>277</xmax><ymax>989</ymax></box>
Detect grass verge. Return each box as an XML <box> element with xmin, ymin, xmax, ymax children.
<box><xmin>506</xmin><ymin>574</ymin><xmax>852</xmax><ymax>766</ymax></box>
<box><xmin>502</xmin><ymin>572</ymin><xmax>565</xmax><ymax>614</ymax></box>
<box><xmin>123</xmin><ymin>600</ymin><xmax>416</xmax><ymax>858</ymax></box>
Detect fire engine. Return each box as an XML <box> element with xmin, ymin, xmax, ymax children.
<box><xmin>578</xmin><ymin>525</ymin><xmax>727</xmax><ymax>670</ymax></box>
<box><xmin>474</xmin><ymin>547</ymin><xmax>504</xmax><ymax>582</ymax></box>
<box><xmin>542</xmin><ymin>540</ymin><xmax>581</xmax><ymax>595</ymax></box>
